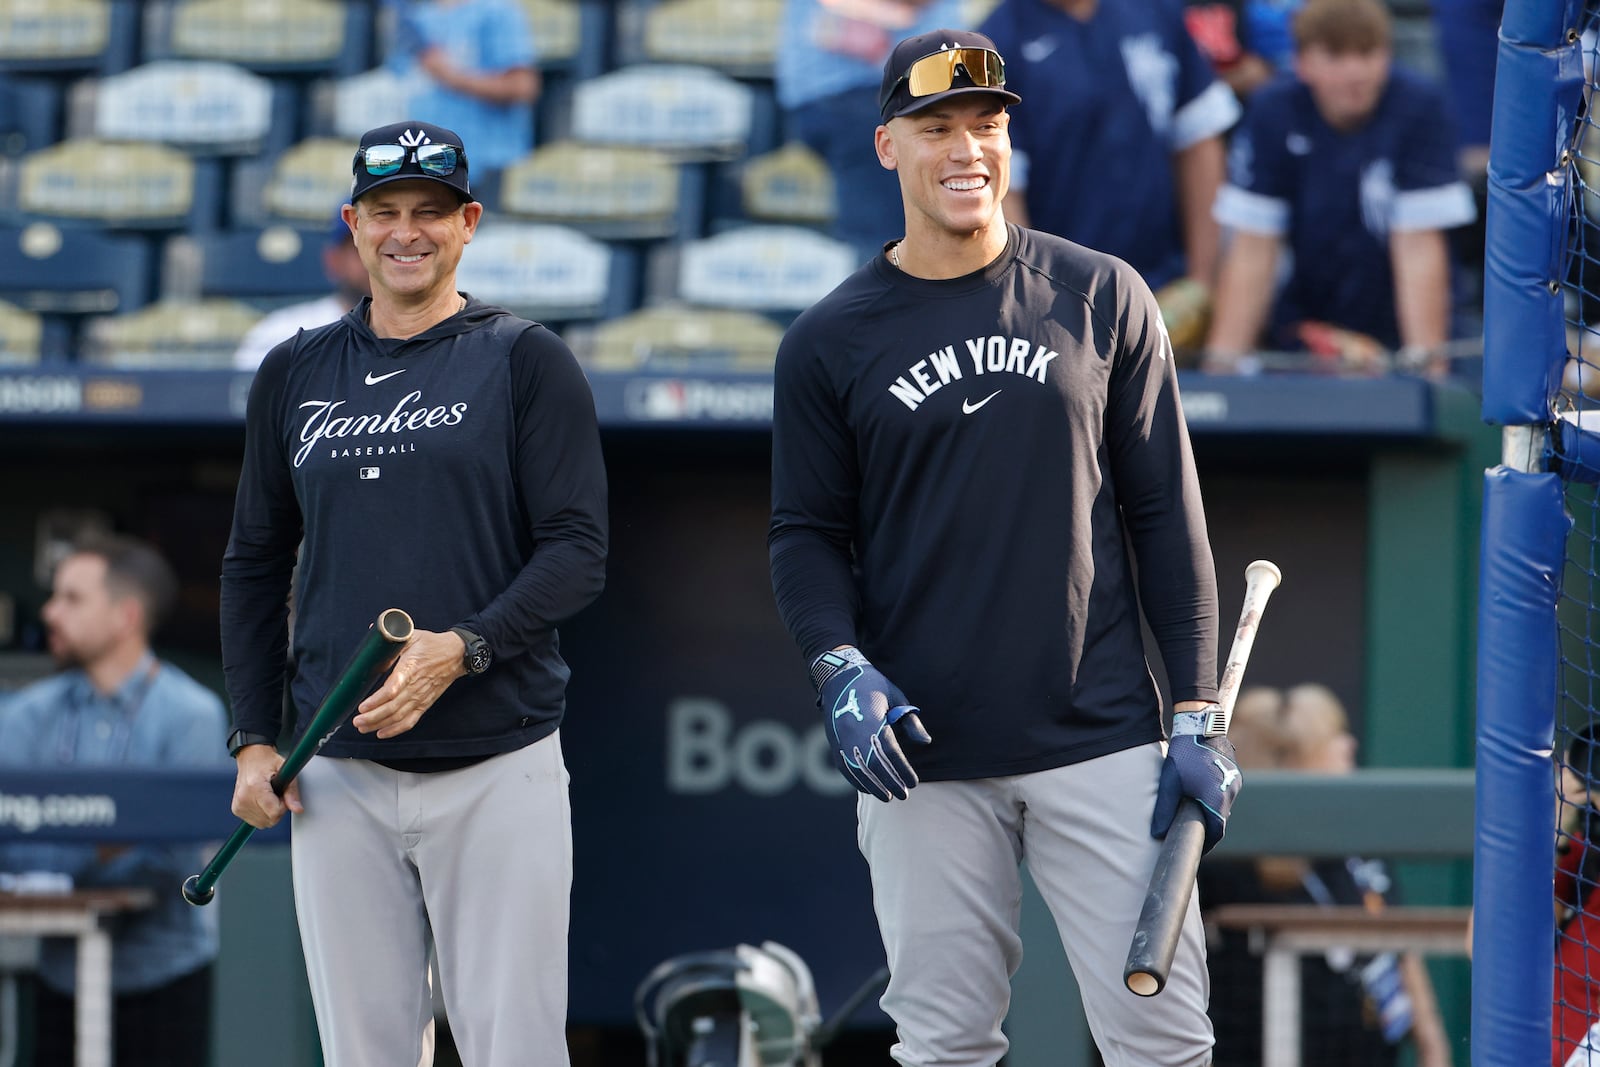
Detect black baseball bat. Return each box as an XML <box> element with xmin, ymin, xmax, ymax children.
<box><xmin>182</xmin><ymin>608</ymin><xmax>414</xmax><ymax>906</ymax></box>
<box><xmin>1123</xmin><ymin>561</ymin><xmax>1281</xmax><ymax>996</ymax></box>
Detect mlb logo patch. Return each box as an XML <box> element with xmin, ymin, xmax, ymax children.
<box><xmin>360</xmin><ymin>467</ymin><xmax>380</xmax><ymax>480</ymax></box>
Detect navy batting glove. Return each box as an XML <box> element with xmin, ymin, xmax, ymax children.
<box><xmin>811</xmin><ymin>647</ymin><xmax>932</xmax><ymax>802</ymax></box>
<box><xmin>1150</xmin><ymin>710</ymin><xmax>1242</xmax><ymax>853</ymax></box>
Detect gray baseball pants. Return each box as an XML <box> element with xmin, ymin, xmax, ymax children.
<box><xmin>291</xmin><ymin>730</ymin><xmax>572</xmax><ymax>1067</ymax></box>
<box><xmin>857</xmin><ymin>742</ymin><xmax>1213</xmax><ymax>1067</ymax></box>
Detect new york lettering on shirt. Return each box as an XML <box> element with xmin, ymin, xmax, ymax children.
<box><xmin>886</xmin><ymin>334</ymin><xmax>1061</xmax><ymax>412</ymax></box>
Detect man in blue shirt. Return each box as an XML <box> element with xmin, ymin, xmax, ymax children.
<box><xmin>777</xmin><ymin>0</ymin><xmax>967</xmax><ymax>264</ymax></box>
<box><xmin>389</xmin><ymin>0</ymin><xmax>541</xmax><ymax>171</ymax></box>
<box><xmin>0</xmin><ymin>535</ymin><xmax>229</xmax><ymax>1067</ymax></box>
<box><xmin>1203</xmin><ymin>0</ymin><xmax>1477</xmax><ymax>371</ymax></box>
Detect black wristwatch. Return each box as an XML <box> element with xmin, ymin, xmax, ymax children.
<box><xmin>227</xmin><ymin>729</ymin><xmax>276</xmax><ymax>757</ymax></box>
<box><xmin>451</xmin><ymin>626</ymin><xmax>492</xmax><ymax>676</ymax></box>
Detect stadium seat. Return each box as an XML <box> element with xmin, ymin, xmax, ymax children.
<box><xmin>557</xmin><ymin>63</ymin><xmax>762</xmax><ymax>162</ymax></box>
<box><xmin>0</xmin><ymin>77</ymin><xmax>62</xmax><ymax>159</ymax></box>
<box><xmin>495</xmin><ymin>140</ymin><xmax>706</xmax><ymax>241</ymax></box>
<box><xmin>69</xmin><ymin>60</ymin><xmax>296</xmax><ymax>158</ymax></box>
<box><xmin>0</xmin><ymin>223</ymin><xmax>151</xmax><ymax>316</ymax></box>
<box><xmin>0</xmin><ymin>0</ymin><xmax>139</xmax><ymax>76</ymax></box>
<box><xmin>142</xmin><ymin>0</ymin><xmax>374</xmax><ymax>77</ymax></box>
<box><xmin>162</xmin><ymin>226</ymin><xmax>336</xmax><ymax>307</ymax></box>
<box><xmin>565</xmin><ymin>303</ymin><xmax>782</xmax><ymax>373</ymax></box>
<box><xmin>519</xmin><ymin>0</ymin><xmax>611</xmax><ymax>81</ymax></box>
<box><xmin>454</xmin><ymin>221</ymin><xmax>639</xmax><ymax>327</ymax></box>
<box><xmin>79</xmin><ymin>297</ymin><xmax>263</xmax><ymax>369</ymax></box>
<box><xmin>708</xmin><ymin>141</ymin><xmax>834</xmax><ymax>234</ymax></box>
<box><xmin>0</xmin><ymin>138</ymin><xmax>223</xmax><ymax>232</ymax></box>
<box><xmin>231</xmin><ymin>137</ymin><xmax>354</xmax><ymax>228</ymax></box>
<box><xmin>0</xmin><ymin>299</ymin><xmax>43</xmax><ymax>366</ymax></box>
<box><xmin>304</xmin><ymin>66</ymin><xmax>411</xmax><ymax>141</ymax></box>
<box><xmin>614</xmin><ymin>0</ymin><xmax>781</xmax><ymax>80</ymax></box>
<box><xmin>647</xmin><ymin>224</ymin><xmax>855</xmax><ymax>322</ymax></box>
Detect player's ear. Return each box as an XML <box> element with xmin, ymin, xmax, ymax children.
<box><xmin>461</xmin><ymin>200</ymin><xmax>484</xmax><ymax>241</ymax></box>
<box><xmin>875</xmin><ymin>124</ymin><xmax>898</xmax><ymax>172</ymax></box>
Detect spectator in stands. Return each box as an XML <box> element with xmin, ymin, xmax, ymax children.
<box><xmin>0</xmin><ymin>534</ymin><xmax>229</xmax><ymax>1067</ymax></box>
<box><xmin>233</xmin><ymin>207</ymin><xmax>371</xmax><ymax>371</ymax></box>
<box><xmin>388</xmin><ymin>0</ymin><xmax>540</xmax><ymax>171</ymax></box>
<box><xmin>1555</xmin><ymin>722</ymin><xmax>1600</xmax><ymax>1066</ymax></box>
<box><xmin>979</xmin><ymin>0</ymin><xmax>1242</xmax><ymax>357</ymax></box>
<box><xmin>1199</xmin><ymin>683</ymin><xmax>1453</xmax><ymax>1067</ymax></box>
<box><xmin>777</xmin><ymin>0</ymin><xmax>966</xmax><ymax>264</ymax></box>
<box><xmin>1203</xmin><ymin>0</ymin><xmax>1478</xmax><ymax>376</ymax></box>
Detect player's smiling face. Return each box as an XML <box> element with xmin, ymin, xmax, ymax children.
<box><xmin>879</xmin><ymin>98</ymin><xmax>1011</xmax><ymax>246</ymax></box>
<box><xmin>347</xmin><ymin>182</ymin><xmax>482</xmax><ymax>304</ymax></box>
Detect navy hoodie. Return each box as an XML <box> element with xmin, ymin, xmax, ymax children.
<box><xmin>221</xmin><ymin>295</ymin><xmax>607</xmax><ymax>761</ymax></box>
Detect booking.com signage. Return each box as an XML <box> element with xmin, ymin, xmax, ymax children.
<box><xmin>665</xmin><ymin>697</ymin><xmax>850</xmax><ymax>797</ymax></box>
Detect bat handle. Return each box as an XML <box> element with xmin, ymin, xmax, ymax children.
<box><xmin>1123</xmin><ymin>801</ymin><xmax>1207</xmax><ymax>997</ymax></box>
<box><xmin>182</xmin><ymin>819</ymin><xmax>258</xmax><ymax>906</ymax></box>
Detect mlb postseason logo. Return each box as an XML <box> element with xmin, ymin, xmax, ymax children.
<box><xmin>360</xmin><ymin>467</ymin><xmax>381</xmax><ymax>480</ymax></box>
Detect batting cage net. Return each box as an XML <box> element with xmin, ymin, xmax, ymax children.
<box><xmin>1479</xmin><ymin>1</ymin><xmax>1600</xmax><ymax>1065</ymax></box>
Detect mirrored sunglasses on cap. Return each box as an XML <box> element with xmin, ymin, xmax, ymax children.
<box><xmin>896</xmin><ymin>47</ymin><xmax>1007</xmax><ymax>100</ymax></box>
<box><xmin>356</xmin><ymin>142</ymin><xmax>464</xmax><ymax>177</ymax></box>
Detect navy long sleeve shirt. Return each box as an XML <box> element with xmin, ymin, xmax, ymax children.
<box><xmin>769</xmin><ymin>225</ymin><xmax>1218</xmax><ymax>780</ymax></box>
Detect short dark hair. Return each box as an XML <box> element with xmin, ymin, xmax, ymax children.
<box><xmin>1293</xmin><ymin>0</ymin><xmax>1392</xmax><ymax>54</ymax></box>
<box><xmin>69</xmin><ymin>533</ymin><xmax>179</xmax><ymax>636</ymax></box>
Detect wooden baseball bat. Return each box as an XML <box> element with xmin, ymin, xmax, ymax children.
<box><xmin>182</xmin><ymin>608</ymin><xmax>414</xmax><ymax>906</ymax></box>
<box><xmin>1123</xmin><ymin>561</ymin><xmax>1282</xmax><ymax>996</ymax></box>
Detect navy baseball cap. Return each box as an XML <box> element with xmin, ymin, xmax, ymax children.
<box><xmin>879</xmin><ymin>29</ymin><xmax>1021</xmax><ymax>123</ymax></box>
<box><xmin>350</xmin><ymin>120</ymin><xmax>474</xmax><ymax>203</ymax></box>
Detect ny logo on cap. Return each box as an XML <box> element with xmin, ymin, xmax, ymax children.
<box><xmin>397</xmin><ymin>128</ymin><xmax>431</xmax><ymax>148</ymax></box>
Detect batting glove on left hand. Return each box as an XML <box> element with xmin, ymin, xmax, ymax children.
<box><xmin>1150</xmin><ymin>709</ymin><xmax>1242</xmax><ymax>854</ymax></box>
<box><xmin>811</xmin><ymin>647</ymin><xmax>931</xmax><ymax>802</ymax></box>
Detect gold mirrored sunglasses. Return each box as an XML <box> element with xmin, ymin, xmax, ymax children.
<box><xmin>898</xmin><ymin>47</ymin><xmax>1008</xmax><ymax>100</ymax></box>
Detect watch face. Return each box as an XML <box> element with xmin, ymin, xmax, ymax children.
<box><xmin>468</xmin><ymin>646</ymin><xmax>491</xmax><ymax>674</ymax></box>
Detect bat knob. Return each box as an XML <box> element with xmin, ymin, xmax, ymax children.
<box><xmin>181</xmin><ymin>875</ymin><xmax>215</xmax><ymax>907</ymax></box>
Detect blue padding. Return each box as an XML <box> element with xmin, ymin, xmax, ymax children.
<box><xmin>1482</xmin><ymin>35</ymin><xmax>1585</xmax><ymax>425</ymax></box>
<box><xmin>1499</xmin><ymin>0</ymin><xmax>1586</xmax><ymax>47</ymax></box>
<box><xmin>1484</xmin><ymin>180</ymin><xmax>1568</xmax><ymax>422</ymax></box>
<box><xmin>0</xmin><ymin>768</ymin><xmax>286</xmax><ymax>843</ymax></box>
<box><xmin>1474</xmin><ymin>467</ymin><xmax>1569</xmax><ymax>1066</ymax></box>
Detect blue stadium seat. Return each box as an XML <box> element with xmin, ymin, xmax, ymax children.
<box><xmin>707</xmin><ymin>141</ymin><xmax>834</xmax><ymax>235</ymax></box>
<box><xmin>142</xmin><ymin>0</ymin><xmax>374</xmax><ymax>77</ymax></box>
<box><xmin>455</xmin><ymin>221</ymin><xmax>639</xmax><ymax>327</ymax></box>
<box><xmin>0</xmin><ymin>299</ymin><xmax>44</xmax><ymax>365</ymax></box>
<box><xmin>613</xmin><ymin>0</ymin><xmax>780</xmax><ymax>80</ymax></box>
<box><xmin>0</xmin><ymin>223</ymin><xmax>151</xmax><ymax>317</ymax></box>
<box><xmin>0</xmin><ymin>138</ymin><xmax>224</xmax><ymax>232</ymax></box>
<box><xmin>565</xmin><ymin>303</ymin><xmax>783</xmax><ymax>373</ymax></box>
<box><xmin>162</xmin><ymin>226</ymin><xmax>335</xmax><ymax>307</ymax></box>
<box><xmin>80</xmin><ymin>298</ymin><xmax>264</xmax><ymax>369</ymax></box>
<box><xmin>230</xmin><ymin>137</ymin><xmax>354</xmax><ymax>228</ymax></box>
<box><xmin>521</xmin><ymin>0</ymin><xmax>611</xmax><ymax>81</ymax></box>
<box><xmin>0</xmin><ymin>77</ymin><xmax>62</xmax><ymax>159</ymax></box>
<box><xmin>646</xmin><ymin>223</ymin><xmax>855</xmax><ymax>325</ymax></box>
<box><xmin>557</xmin><ymin>63</ymin><xmax>761</xmax><ymax>163</ymax></box>
<box><xmin>0</xmin><ymin>0</ymin><xmax>139</xmax><ymax>76</ymax></box>
<box><xmin>303</xmin><ymin>66</ymin><xmax>411</xmax><ymax>141</ymax></box>
<box><xmin>494</xmin><ymin>140</ymin><xmax>706</xmax><ymax>241</ymax></box>
<box><xmin>73</xmin><ymin>60</ymin><xmax>297</xmax><ymax>158</ymax></box>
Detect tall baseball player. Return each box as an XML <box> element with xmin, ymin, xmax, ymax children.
<box><xmin>220</xmin><ymin>119</ymin><xmax>607</xmax><ymax>1066</ymax></box>
<box><xmin>767</xmin><ymin>30</ymin><xmax>1240</xmax><ymax>1066</ymax></box>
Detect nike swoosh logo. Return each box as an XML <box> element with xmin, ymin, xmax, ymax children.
<box><xmin>364</xmin><ymin>369</ymin><xmax>406</xmax><ymax>386</ymax></box>
<box><xmin>1021</xmin><ymin>36</ymin><xmax>1057</xmax><ymax>63</ymax></box>
<box><xmin>962</xmin><ymin>389</ymin><xmax>1002</xmax><ymax>414</ymax></box>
